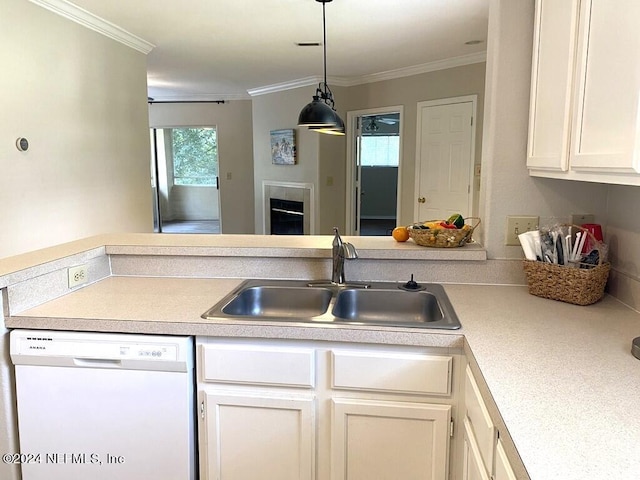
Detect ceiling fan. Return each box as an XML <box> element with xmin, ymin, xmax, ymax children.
<box><xmin>363</xmin><ymin>115</ymin><xmax>399</xmax><ymax>132</ymax></box>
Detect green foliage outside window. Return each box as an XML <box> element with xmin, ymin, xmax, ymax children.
<box><xmin>172</xmin><ymin>128</ymin><xmax>218</xmax><ymax>185</ymax></box>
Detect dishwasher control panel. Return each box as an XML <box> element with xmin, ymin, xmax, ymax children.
<box><xmin>10</xmin><ymin>330</ymin><xmax>193</xmax><ymax>372</ymax></box>
<box><xmin>13</xmin><ymin>336</ymin><xmax>178</xmax><ymax>360</ymax></box>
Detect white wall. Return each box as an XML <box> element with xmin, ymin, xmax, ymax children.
<box><xmin>0</xmin><ymin>0</ymin><xmax>152</xmax><ymax>259</ymax></box>
<box><xmin>478</xmin><ymin>0</ymin><xmax>609</xmax><ymax>259</ymax></box>
<box><xmin>0</xmin><ymin>1</ymin><xmax>153</xmax><ymax>478</ymax></box>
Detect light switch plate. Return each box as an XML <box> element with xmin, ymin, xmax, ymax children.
<box><xmin>505</xmin><ymin>216</ymin><xmax>539</xmax><ymax>246</ymax></box>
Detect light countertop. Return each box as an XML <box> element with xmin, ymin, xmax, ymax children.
<box><xmin>7</xmin><ymin>276</ymin><xmax>640</xmax><ymax>480</ymax></box>
<box><xmin>0</xmin><ymin>233</ymin><xmax>487</xmax><ymax>285</ymax></box>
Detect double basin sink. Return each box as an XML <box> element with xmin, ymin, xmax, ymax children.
<box><xmin>202</xmin><ymin>279</ymin><xmax>461</xmax><ymax>330</ymax></box>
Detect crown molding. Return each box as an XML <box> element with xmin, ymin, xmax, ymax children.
<box><xmin>247</xmin><ymin>77</ymin><xmax>318</xmax><ymax>97</ymax></box>
<box><xmin>346</xmin><ymin>51</ymin><xmax>487</xmax><ymax>86</ymax></box>
<box><xmin>247</xmin><ymin>75</ymin><xmax>354</xmax><ymax>97</ymax></box>
<box><xmin>248</xmin><ymin>51</ymin><xmax>487</xmax><ymax>96</ymax></box>
<box><xmin>28</xmin><ymin>0</ymin><xmax>155</xmax><ymax>54</ymax></box>
<box><xmin>148</xmin><ymin>93</ymin><xmax>252</xmax><ymax>102</ymax></box>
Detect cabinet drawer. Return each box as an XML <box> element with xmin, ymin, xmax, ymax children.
<box><xmin>464</xmin><ymin>365</ymin><xmax>496</xmax><ymax>470</ymax></box>
<box><xmin>331</xmin><ymin>350</ymin><xmax>452</xmax><ymax>395</ymax></box>
<box><xmin>201</xmin><ymin>344</ymin><xmax>315</xmax><ymax>388</ymax></box>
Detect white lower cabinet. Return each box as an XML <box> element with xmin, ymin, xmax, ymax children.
<box><xmin>463</xmin><ymin>366</ymin><xmax>520</xmax><ymax>480</ymax></box>
<box><xmin>196</xmin><ymin>338</ymin><xmax>459</xmax><ymax>480</ymax></box>
<box><xmin>494</xmin><ymin>439</ymin><xmax>517</xmax><ymax>480</ymax></box>
<box><xmin>202</xmin><ymin>392</ymin><xmax>315</xmax><ymax>480</ymax></box>
<box><xmin>462</xmin><ymin>417</ymin><xmax>490</xmax><ymax>480</ymax></box>
<box><xmin>331</xmin><ymin>398</ymin><xmax>451</xmax><ymax>480</ymax></box>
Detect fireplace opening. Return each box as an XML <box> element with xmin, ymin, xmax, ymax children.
<box><xmin>270</xmin><ymin>198</ymin><xmax>304</xmax><ymax>235</ymax></box>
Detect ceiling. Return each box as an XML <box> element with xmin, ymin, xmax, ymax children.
<box><xmin>65</xmin><ymin>0</ymin><xmax>489</xmax><ymax>101</ymax></box>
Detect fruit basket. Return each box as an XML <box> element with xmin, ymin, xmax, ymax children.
<box><xmin>408</xmin><ymin>217</ymin><xmax>481</xmax><ymax>248</ymax></box>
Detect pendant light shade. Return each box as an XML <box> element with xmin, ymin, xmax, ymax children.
<box><xmin>297</xmin><ymin>0</ymin><xmax>344</xmax><ymax>134</ymax></box>
<box><xmin>310</xmin><ymin>111</ymin><xmax>345</xmax><ymax>135</ymax></box>
<box><xmin>298</xmin><ymin>95</ymin><xmax>338</xmax><ymax>127</ymax></box>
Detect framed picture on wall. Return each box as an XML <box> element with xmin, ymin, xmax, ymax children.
<box><xmin>270</xmin><ymin>129</ymin><xmax>297</xmax><ymax>165</ymax></box>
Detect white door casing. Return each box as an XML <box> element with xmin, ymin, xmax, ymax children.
<box><xmin>414</xmin><ymin>96</ymin><xmax>476</xmax><ymax>222</ymax></box>
<box><xmin>345</xmin><ymin>106</ymin><xmax>404</xmax><ymax>235</ymax></box>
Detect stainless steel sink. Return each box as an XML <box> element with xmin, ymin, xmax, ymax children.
<box><xmin>333</xmin><ymin>288</ymin><xmax>443</xmax><ymax>324</ymax></box>
<box><xmin>222</xmin><ymin>285</ymin><xmax>332</xmax><ymax>318</ymax></box>
<box><xmin>202</xmin><ymin>279</ymin><xmax>461</xmax><ymax>330</ymax></box>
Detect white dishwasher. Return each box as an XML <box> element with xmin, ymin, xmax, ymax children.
<box><xmin>10</xmin><ymin>329</ymin><xmax>195</xmax><ymax>480</ymax></box>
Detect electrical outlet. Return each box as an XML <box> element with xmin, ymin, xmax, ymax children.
<box><xmin>68</xmin><ymin>264</ymin><xmax>88</xmax><ymax>288</ymax></box>
<box><xmin>505</xmin><ymin>216</ymin><xmax>539</xmax><ymax>246</ymax></box>
<box><xmin>571</xmin><ymin>214</ymin><xmax>595</xmax><ymax>226</ymax></box>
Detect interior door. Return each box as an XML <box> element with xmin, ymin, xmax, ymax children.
<box><xmin>415</xmin><ymin>98</ymin><xmax>475</xmax><ymax>222</ymax></box>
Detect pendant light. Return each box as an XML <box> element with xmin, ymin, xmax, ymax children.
<box><xmin>297</xmin><ymin>0</ymin><xmax>345</xmax><ymax>135</ymax></box>
<box><xmin>310</xmin><ymin>113</ymin><xmax>345</xmax><ymax>135</ymax></box>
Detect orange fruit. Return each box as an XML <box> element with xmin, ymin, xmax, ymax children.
<box><xmin>392</xmin><ymin>226</ymin><xmax>410</xmax><ymax>242</ymax></box>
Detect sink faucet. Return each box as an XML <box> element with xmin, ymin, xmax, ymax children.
<box><xmin>332</xmin><ymin>227</ymin><xmax>358</xmax><ymax>284</ymax></box>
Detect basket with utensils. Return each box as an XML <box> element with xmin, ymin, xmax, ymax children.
<box><xmin>522</xmin><ymin>224</ymin><xmax>610</xmax><ymax>305</ymax></box>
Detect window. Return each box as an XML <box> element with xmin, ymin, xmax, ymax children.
<box><xmin>171</xmin><ymin>127</ymin><xmax>218</xmax><ymax>185</ymax></box>
<box><xmin>361</xmin><ymin>136</ymin><xmax>400</xmax><ymax>167</ymax></box>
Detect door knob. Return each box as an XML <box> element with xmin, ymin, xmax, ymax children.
<box><xmin>418</xmin><ymin>196</ymin><xmax>426</xmax><ymax>203</ymax></box>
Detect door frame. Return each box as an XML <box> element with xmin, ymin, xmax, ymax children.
<box><xmin>345</xmin><ymin>105</ymin><xmax>404</xmax><ymax>235</ymax></box>
<box><xmin>150</xmin><ymin>126</ymin><xmax>222</xmax><ymax>233</ymax></box>
<box><xmin>414</xmin><ymin>95</ymin><xmax>477</xmax><ymax>221</ymax></box>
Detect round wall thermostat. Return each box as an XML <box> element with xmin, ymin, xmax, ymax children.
<box><xmin>16</xmin><ymin>137</ymin><xmax>29</xmax><ymax>152</ymax></box>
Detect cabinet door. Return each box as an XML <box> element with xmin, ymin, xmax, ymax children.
<box><xmin>494</xmin><ymin>438</ymin><xmax>518</xmax><ymax>480</ymax></box>
<box><xmin>331</xmin><ymin>398</ymin><xmax>451</xmax><ymax>480</ymax></box>
<box><xmin>527</xmin><ymin>0</ymin><xmax>580</xmax><ymax>171</ymax></box>
<box><xmin>462</xmin><ymin>417</ymin><xmax>490</xmax><ymax>480</ymax></box>
<box><xmin>201</xmin><ymin>393</ymin><xmax>314</xmax><ymax>480</ymax></box>
<box><xmin>464</xmin><ymin>366</ymin><xmax>496</xmax><ymax>471</ymax></box>
<box><xmin>570</xmin><ymin>0</ymin><xmax>640</xmax><ymax>174</ymax></box>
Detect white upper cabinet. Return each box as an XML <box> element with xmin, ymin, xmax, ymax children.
<box><xmin>527</xmin><ymin>0</ymin><xmax>579</xmax><ymax>171</ymax></box>
<box><xmin>527</xmin><ymin>0</ymin><xmax>640</xmax><ymax>185</ymax></box>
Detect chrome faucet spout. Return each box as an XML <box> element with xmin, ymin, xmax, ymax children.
<box><xmin>332</xmin><ymin>227</ymin><xmax>358</xmax><ymax>284</ymax></box>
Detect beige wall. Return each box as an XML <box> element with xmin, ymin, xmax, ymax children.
<box><xmin>318</xmin><ymin>101</ymin><xmax>348</xmax><ymax>234</ymax></box>
<box><xmin>252</xmin><ymin>88</ymin><xmax>323</xmax><ymax>234</ymax></box>
<box><xmin>149</xmin><ymin>102</ymin><xmax>254</xmax><ymax>233</ymax></box>
<box><xmin>343</xmin><ymin>63</ymin><xmax>487</xmax><ymax>226</ymax></box>
<box><xmin>252</xmin><ymin>66</ymin><xmax>485</xmax><ymax>234</ymax></box>
<box><xmin>0</xmin><ymin>0</ymin><xmax>152</xmax><ymax>259</ymax></box>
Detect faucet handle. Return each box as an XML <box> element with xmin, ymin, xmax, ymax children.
<box><xmin>340</xmin><ymin>242</ymin><xmax>358</xmax><ymax>259</ymax></box>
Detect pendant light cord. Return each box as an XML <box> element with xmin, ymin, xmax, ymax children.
<box><xmin>322</xmin><ymin>1</ymin><xmax>327</xmax><ymax>91</ymax></box>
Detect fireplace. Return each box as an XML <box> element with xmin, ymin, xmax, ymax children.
<box><xmin>270</xmin><ymin>198</ymin><xmax>304</xmax><ymax>235</ymax></box>
<box><xmin>263</xmin><ymin>181</ymin><xmax>315</xmax><ymax>235</ymax></box>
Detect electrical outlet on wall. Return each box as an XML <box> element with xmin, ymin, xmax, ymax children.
<box><xmin>68</xmin><ymin>264</ymin><xmax>88</xmax><ymax>288</ymax></box>
<box><xmin>505</xmin><ymin>216</ymin><xmax>539</xmax><ymax>246</ymax></box>
<box><xmin>571</xmin><ymin>214</ymin><xmax>595</xmax><ymax>226</ymax></box>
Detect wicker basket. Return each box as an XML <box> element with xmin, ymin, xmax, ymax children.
<box><xmin>522</xmin><ymin>225</ymin><xmax>610</xmax><ymax>305</ymax></box>
<box><xmin>408</xmin><ymin>217</ymin><xmax>481</xmax><ymax>248</ymax></box>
